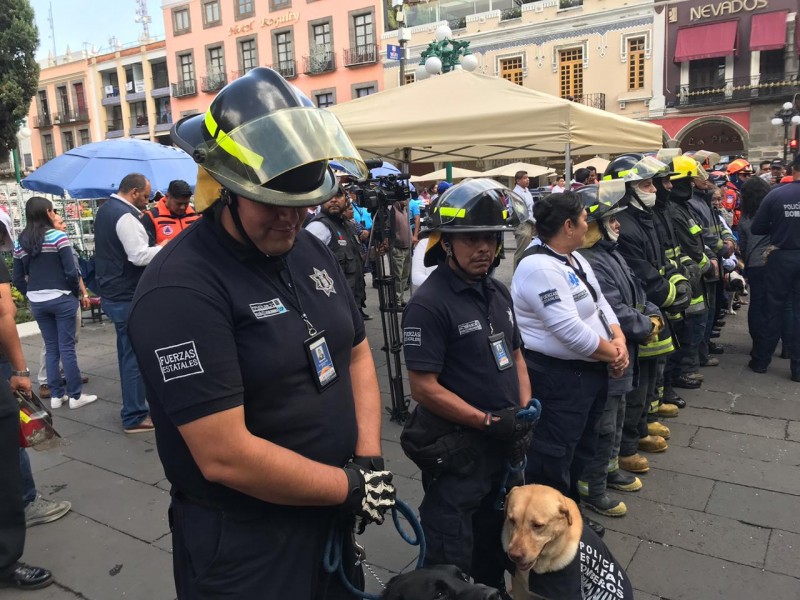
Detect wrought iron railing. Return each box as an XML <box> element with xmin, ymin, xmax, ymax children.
<box><xmin>303</xmin><ymin>49</ymin><xmax>336</xmax><ymax>75</ymax></box>
<box><xmin>269</xmin><ymin>60</ymin><xmax>297</xmax><ymax>79</ymax></box>
<box><xmin>106</xmin><ymin>119</ymin><xmax>123</xmax><ymax>132</ymax></box>
<box><xmin>35</xmin><ymin>115</ymin><xmax>52</xmax><ymax>128</ymax></box>
<box><xmin>572</xmin><ymin>93</ymin><xmax>606</xmax><ymax>110</ymax></box>
<box><xmin>344</xmin><ymin>44</ymin><xmax>378</xmax><ymax>67</ymax></box>
<box><xmin>171</xmin><ymin>80</ymin><xmax>197</xmax><ymax>97</ymax></box>
<box><xmin>201</xmin><ymin>73</ymin><xmax>227</xmax><ymax>93</ymax></box>
<box><xmin>673</xmin><ymin>75</ymin><xmax>799</xmax><ymax>107</ymax></box>
<box><xmin>56</xmin><ymin>111</ymin><xmax>90</xmax><ymax>124</ymax></box>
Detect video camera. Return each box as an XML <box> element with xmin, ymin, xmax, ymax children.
<box><xmin>347</xmin><ymin>159</ymin><xmax>411</xmax><ymax>213</ymax></box>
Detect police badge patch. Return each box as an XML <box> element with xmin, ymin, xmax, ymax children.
<box><xmin>310</xmin><ymin>267</ymin><xmax>337</xmax><ymax>297</ymax></box>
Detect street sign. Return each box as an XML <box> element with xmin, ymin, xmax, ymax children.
<box><xmin>387</xmin><ymin>44</ymin><xmax>402</xmax><ymax>61</ymax></box>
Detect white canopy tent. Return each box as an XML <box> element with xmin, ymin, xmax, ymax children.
<box><xmin>328</xmin><ymin>71</ymin><xmax>664</xmax><ymax>171</ymax></box>
<box><xmin>409</xmin><ymin>167</ymin><xmax>484</xmax><ymax>182</ymax></box>
<box><xmin>573</xmin><ymin>156</ymin><xmax>610</xmax><ymax>173</ymax></box>
<box><xmin>480</xmin><ymin>162</ymin><xmax>554</xmax><ymax>179</ymax></box>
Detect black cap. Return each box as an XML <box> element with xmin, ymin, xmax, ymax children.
<box><xmin>167</xmin><ymin>179</ymin><xmax>193</xmax><ymax>198</ymax></box>
<box><xmin>771</xmin><ymin>159</ymin><xmax>785</xmax><ymax>168</ymax></box>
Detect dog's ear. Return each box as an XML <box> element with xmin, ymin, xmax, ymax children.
<box><xmin>504</xmin><ymin>487</ymin><xmax>516</xmax><ymax>517</ymax></box>
<box><xmin>560</xmin><ymin>497</ymin><xmax>573</xmax><ymax>526</ymax></box>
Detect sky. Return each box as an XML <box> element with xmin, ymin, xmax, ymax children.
<box><xmin>30</xmin><ymin>0</ymin><xmax>166</xmax><ymax>60</ymax></box>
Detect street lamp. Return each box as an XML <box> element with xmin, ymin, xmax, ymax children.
<box><xmin>770</xmin><ymin>101</ymin><xmax>800</xmax><ymax>163</ymax></box>
<box><xmin>414</xmin><ymin>24</ymin><xmax>478</xmax><ymax>81</ymax></box>
<box><xmin>13</xmin><ymin>125</ymin><xmax>32</xmax><ymax>185</ymax></box>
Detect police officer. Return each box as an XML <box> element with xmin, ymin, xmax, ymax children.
<box><xmin>127</xmin><ymin>68</ymin><xmax>395</xmax><ymax>599</ymax></box>
<box><xmin>306</xmin><ymin>186</ymin><xmax>369</xmax><ymax>320</ymax></box>
<box><xmin>400</xmin><ymin>179</ymin><xmax>532</xmax><ymax>589</ymax></box>
<box><xmin>749</xmin><ymin>153</ymin><xmax>800</xmax><ymax>379</ymax></box>
<box><xmin>142</xmin><ymin>179</ymin><xmax>201</xmax><ymax>246</ymax></box>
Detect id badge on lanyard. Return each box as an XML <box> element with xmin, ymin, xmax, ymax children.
<box><xmin>488</xmin><ymin>332</ymin><xmax>514</xmax><ymax>371</ymax></box>
<box><xmin>304</xmin><ymin>330</ymin><xmax>339</xmax><ymax>392</ymax></box>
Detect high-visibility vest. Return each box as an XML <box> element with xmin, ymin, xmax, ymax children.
<box><xmin>144</xmin><ymin>198</ymin><xmax>201</xmax><ymax>244</ymax></box>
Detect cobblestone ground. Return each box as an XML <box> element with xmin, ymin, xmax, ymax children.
<box><xmin>12</xmin><ymin>239</ymin><xmax>800</xmax><ymax>599</ymax></box>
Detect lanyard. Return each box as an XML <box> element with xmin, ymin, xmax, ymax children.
<box><xmin>253</xmin><ymin>257</ymin><xmax>318</xmax><ymax>337</ymax></box>
<box><xmin>540</xmin><ymin>244</ymin><xmax>598</xmax><ymax>303</ymax></box>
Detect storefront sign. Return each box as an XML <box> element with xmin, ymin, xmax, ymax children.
<box><xmin>690</xmin><ymin>0</ymin><xmax>769</xmax><ymax>21</ymax></box>
<box><xmin>229</xmin><ymin>11</ymin><xmax>300</xmax><ymax>35</ymax></box>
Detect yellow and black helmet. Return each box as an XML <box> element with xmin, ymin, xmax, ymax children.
<box><xmin>429</xmin><ymin>178</ymin><xmax>524</xmax><ymax>233</ymax></box>
<box><xmin>171</xmin><ymin>67</ymin><xmax>367</xmax><ymax>210</ymax></box>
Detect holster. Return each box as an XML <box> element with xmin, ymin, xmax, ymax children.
<box><xmin>400</xmin><ymin>406</ymin><xmax>483</xmax><ymax>477</ymax></box>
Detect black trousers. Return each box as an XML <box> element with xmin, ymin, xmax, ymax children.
<box><xmin>0</xmin><ymin>382</ymin><xmax>25</xmax><ymax>578</ymax></box>
<box><xmin>620</xmin><ymin>358</ymin><xmax>656</xmax><ymax>456</ymax></box>
<box><xmin>751</xmin><ymin>249</ymin><xmax>800</xmax><ymax>373</ymax></box>
<box><xmin>170</xmin><ymin>495</ymin><xmax>361</xmax><ymax>600</ymax></box>
<box><xmin>523</xmin><ymin>352</ymin><xmax>608</xmax><ymax>502</ymax></box>
<box><xmin>419</xmin><ymin>437</ymin><xmax>511</xmax><ymax>587</ymax></box>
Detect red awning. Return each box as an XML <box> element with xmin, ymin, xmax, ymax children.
<box><xmin>674</xmin><ymin>21</ymin><xmax>738</xmax><ymax>62</ymax></box>
<box><xmin>750</xmin><ymin>11</ymin><xmax>788</xmax><ymax>51</ymax></box>
<box><xmin>796</xmin><ymin>14</ymin><xmax>800</xmax><ymax>54</ymax></box>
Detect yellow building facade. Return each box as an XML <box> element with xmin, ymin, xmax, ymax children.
<box><xmin>381</xmin><ymin>0</ymin><xmax>657</xmax><ymax>166</ymax></box>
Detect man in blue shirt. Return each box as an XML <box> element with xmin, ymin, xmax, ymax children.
<box><xmin>749</xmin><ymin>153</ymin><xmax>800</xmax><ymax>379</ymax></box>
<box><xmin>409</xmin><ymin>192</ymin><xmax>423</xmax><ymax>246</ymax></box>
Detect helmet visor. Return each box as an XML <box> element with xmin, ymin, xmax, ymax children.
<box><xmin>623</xmin><ymin>156</ymin><xmax>669</xmax><ymax>182</ymax></box>
<box><xmin>691</xmin><ymin>150</ymin><xmax>720</xmax><ymax>170</ymax></box>
<box><xmin>655</xmin><ymin>148</ymin><xmax>682</xmax><ymax>176</ymax></box>
<box><xmin>436</xmin><ymin>179</ymin><xmax>522</xmax><ymax>231</ymax></box>
<box><xmin>580</xmin><ymin>180</ymin><xmax>626</xmax><ymax>220</ymax></box>
<box><xmin>198</xmin><ymin>107</ymin><xmax>368</xmax><ymax>190</ymax></box>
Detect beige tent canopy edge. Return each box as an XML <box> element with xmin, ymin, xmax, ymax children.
<box><xmin>329</xmin><ymin>71</ymin><xmax>663</xmax><ymax>166</ymax></box>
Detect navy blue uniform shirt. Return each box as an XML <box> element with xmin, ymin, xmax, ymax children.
<box><xmin>129</xmin><ymin>211</ymin><xmax>364</xmax><ymax>514</ymax></box>
<box><xmin>751</xmin><ymin>181</ymin><xmax>800</xmax><ymax>248</ymax></box>
<box><xmin>402</xmin><ymin>261</ymin><xmax>521</xmax><ymax>412</ymax></box>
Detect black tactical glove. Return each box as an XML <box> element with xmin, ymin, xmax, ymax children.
<box><xmin>483</xmin><ymin>406</ymin><xmax>534</xmax><ymax>441</ymax></box>
<box><xmin>506</xmin><ymin>427</ymin><xmax>534</xmax><ymax>468</ymax></box>
<box><xmin>342</xmin><ymin>462</ymin><xmax>395</xmax><ymax>534</ymax></box>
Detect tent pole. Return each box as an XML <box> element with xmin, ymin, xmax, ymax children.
<box><xmin>564</xmin><ymin>143</ymin><xmax>572</xmax><ymax>183</ymax></box>
<box><xmin>402</xmin><ymin>147</ymin><xmax>411</xmax><ymax>178</ymax></box>
<box><xmin>445</xmin><ymin>162</ymin><xmax>452</xmax><ymax>183</ymax></box>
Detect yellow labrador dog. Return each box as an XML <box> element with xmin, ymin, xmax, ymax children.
<box><xmin>502</xmin><ymin>485</ymin><xmax>633</xmax><ymax>600</ymax></box>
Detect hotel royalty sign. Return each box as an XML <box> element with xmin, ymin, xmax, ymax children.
<box><xmin>229</xmin><ymin>11</ymin><xmax>300</xmax><ymax>35</ymax></box>
<box><xmin>668</xmin><ymin>0</ymin><xmax>769</xmax><ymax>23</ymax></box>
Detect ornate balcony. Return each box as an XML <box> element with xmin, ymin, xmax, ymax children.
<box><xmin>171</xmin><ymin>80</ymin><xmax>197</xmax><ymax>98</ymax></box>
<box><xmin>201</xmin><ymin>73</ymin><xmax>228</xmax><ymax>93</ymax></box>
<box><xmin>344</xmin><ymin>44</ymin><xmax>378</xmax><ymax>67</ymax></box>
<box><xmin>303</xmin><ymin>49</ymin><xmax>336</xmax><ymax>75</ymax></box>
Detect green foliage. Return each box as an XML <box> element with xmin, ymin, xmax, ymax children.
<box><xmin>0</xmin><ymin>0</ymin><xmax>40</xmax><ymax>155</ymax></box>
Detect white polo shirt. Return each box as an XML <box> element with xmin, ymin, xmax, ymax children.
<box><xmin>511</xmin><ymin>239</ymin><xmax>618</xmax><ymax>361</ymax></box>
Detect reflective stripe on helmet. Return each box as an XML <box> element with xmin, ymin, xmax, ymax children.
<box><xmin>204</xmin><ymin>110</ymin><xmax>265</xmax><ymax>170</ymax></box>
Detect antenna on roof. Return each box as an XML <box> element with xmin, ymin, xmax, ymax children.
<box><xmin>134</xmin><ymin>0</ymin><xmax>152</xmax><ymax>43</ymax></box>
<box><xmin>47</xmin><ymin>2</ymin><xmax>57</xmax><ymax>58</ymax></box>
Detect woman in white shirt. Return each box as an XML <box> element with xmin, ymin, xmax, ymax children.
<box><xmin>511</xmin><ymin>191</ymin><xmax>628</xmax><ymax>518</ymax></box>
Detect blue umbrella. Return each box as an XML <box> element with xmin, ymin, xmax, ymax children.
<box><xmin>22</xmin><ymin>138</ymin><xmax>197</xmax><ymax>198</ymax></box>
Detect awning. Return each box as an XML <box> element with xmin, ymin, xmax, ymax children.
<box><xmin>796</xmin><ymin>14</ymin><xmax>800</xmax><ymax>54</ymax></box>
<box><xmin>750</xmin><ymin>11</ymin><xmax>788</xmax><ymax>51</ymax></box>
<box><xmin>674</xmin><ymin>21</ymin><xmax>738</xmax><ymax>62</ymax></box>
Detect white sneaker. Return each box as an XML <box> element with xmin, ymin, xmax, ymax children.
<box><xmin>69</xmin><ymin>393</ymin><xmax>97</xmax><ymax>409</ymax></box>
<box><xmin>50</xmin><ymin>396</ymin><xmax>65</xmax><ymax>409</ymax></box>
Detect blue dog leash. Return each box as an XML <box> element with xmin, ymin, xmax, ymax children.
<box><xmin>323</xmin><ymin>498</ymin><xmax>425</xmax><ymax>599</ymax></box>
<box><xmin>494</xmin><ymin>398</ymin><xmax>542</xmax><ymax>511</ymax></box>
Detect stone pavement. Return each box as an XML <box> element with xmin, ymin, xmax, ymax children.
<box><xmin>10</xmin><ymin>250</ymin><xmax>800</xmax><ymax>599</ymax></box>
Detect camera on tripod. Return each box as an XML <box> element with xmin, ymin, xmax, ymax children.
<box><xmin>349</xmin><ymin>174</ymin><xmax>411</xmax><ymax>213</ymax></box>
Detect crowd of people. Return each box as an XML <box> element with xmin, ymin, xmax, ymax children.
<box><xmin>2</xmin><ymin>65</ymin><xmax>799</xmax><ymax>598</ymax></box>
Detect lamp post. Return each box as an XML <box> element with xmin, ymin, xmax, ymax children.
<box><xmin>414</xmin><ymin>25</ymin><xmax>478</xmax><ymax>80</ymax></box>
<box><xmin>414</xmin><ymin>25</ymin><xmax>478</xmax><ymax>181</ymax></box>
<box><xmin>770</xmin><ymin>101</ymin><xmax>800</xmax><ymax>164</ymax></box>
<box><xmin>12</xmin><ymin>125</ymin><xmax>32</xmax><ymax>185</ymax></box>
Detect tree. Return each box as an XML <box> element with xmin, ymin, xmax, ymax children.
<box><xmin>0</xmin><ymin>0</ymin><xmax>39</xmax><ymax>155</ymax></box>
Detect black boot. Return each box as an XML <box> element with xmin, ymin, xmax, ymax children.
<box><xmin>0</xmin><ymin>563</ymin><xmax>53</xmax><ymax>591</ymax></box>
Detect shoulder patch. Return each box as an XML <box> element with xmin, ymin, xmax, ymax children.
<box><xmin>403</xmin><ymin>327</ymin><xmax>421</xmax><ymax>346</ymax></box>
<box><xmin>539</xmin><ymin>289</ymin><xmax>561</xmax><ymax>307</ymax></box>
<box><xmin>155</xmin><ymin>341</ymin><xmax>204</xmax><ymax>382</ymax></box>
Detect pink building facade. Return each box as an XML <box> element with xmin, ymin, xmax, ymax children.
<box><xmin>161</xmin><ymin>0</ymin><xmax>385</xmax><ymax>121</ymax></box>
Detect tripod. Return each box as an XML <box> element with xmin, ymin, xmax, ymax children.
<box><xmin>368</xmin><ymin>202</ymin><xmax>410</xmax><ymax>424</ymax></box>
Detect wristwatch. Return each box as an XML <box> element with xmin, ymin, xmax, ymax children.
<box><xmin>11</xmin><ymin>370</ymin><xmax>30</xmax><ymax>377</ymax></box>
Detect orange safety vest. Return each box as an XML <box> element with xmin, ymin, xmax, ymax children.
<box><xmin>144</xmin><ymin>198</ymin><xmax>201</xmax><ymax>244</ymax></box>
<box><xmin>722</xmin><ymin>182</ymin><xmax>741</xmax><ymax>227</ymax></box>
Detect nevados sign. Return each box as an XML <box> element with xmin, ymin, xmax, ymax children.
<box><xmin>690</xmin><ymin>0</ymin><xmax>769</xmax><ymax>21</ymax></box>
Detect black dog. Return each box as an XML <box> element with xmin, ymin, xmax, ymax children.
<box><xmin>382</xmin><ymin>565</ymin><xmax>504</xmax><ymax>600</ymax></box>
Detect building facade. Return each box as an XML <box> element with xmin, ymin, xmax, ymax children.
<box><xmin>381</xmin><ymin>0</ymin><xmax>657</xmax><ymax>168</ymax></box>
<box><xmin>91</xmin><ymin>40</ymin><xmax>173</xmax><ymax>146</ymax></box>
<box><xmin>28</xmin><ymin>50</ymin><xmax>96</xmax><ymax>169</ymax></box>
<box><xmin>161</xmin><ymin>0</ymin><xmax>385</xmax><ymax>119</ymax></box>
<box><xmin>648</xmin><ymin>0</ymin><xmax>798</xmax><ymax>161</ymax></box>
<box><xmin>26</xmin><ymin>39</ymin><xmax>175</xmax><ymax>168</ymax></box>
